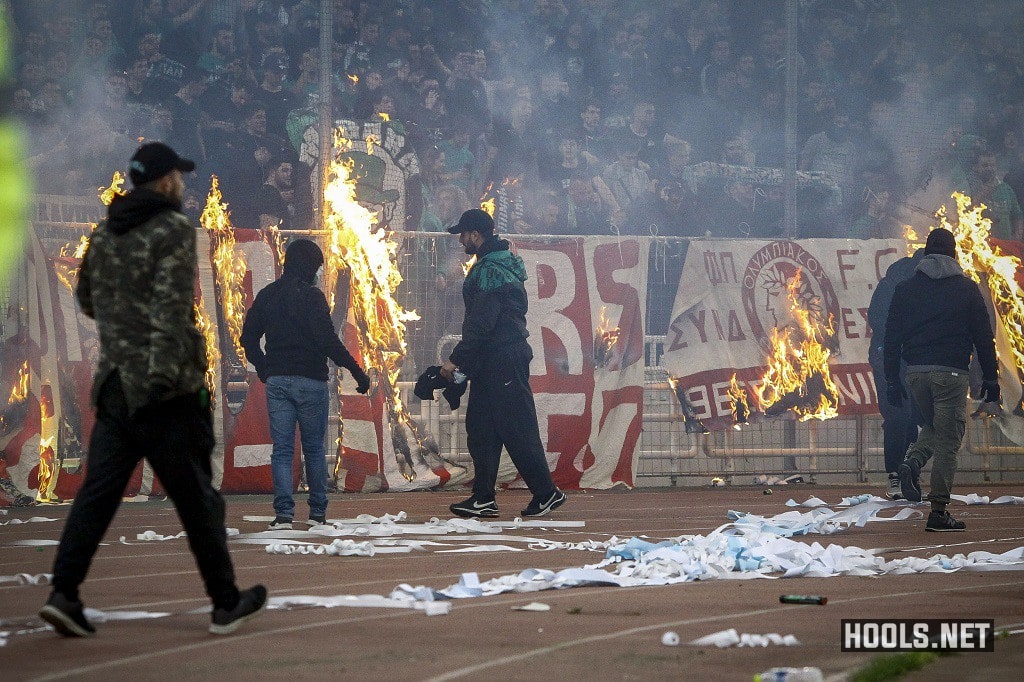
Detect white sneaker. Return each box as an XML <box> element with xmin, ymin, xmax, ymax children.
<box><xmin>886</xmin><ymin>474</ymin><xmax>903</xmax><ymax>500</ymax></box>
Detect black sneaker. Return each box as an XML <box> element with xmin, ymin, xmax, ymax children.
<box><xmin>209</xmin><ymin>585</ymin><xmax>269</xmax><ymax>635</ymax></box>
<box><xmin>267</xmin><ymin>516</ymin><xmax>293</xmax><ymax>530</ymax></box>
<box><xmin>449</xmin><ymin>497</ymin><xmax>499</xmax><ymax>518</ymax></box>
<box><xmin>39</xmin><ymin>591</ymin><xmax>95</xmax><ymax>637</ymax></box>
<box><xmin>926</xmin><ymin>510</ymin><xmax>966</xmax><ymax>532</ymax></box>
<box><xmin>898</xmin><ymin>458</ymin><xmax>922</xmax><ymax>502</ymax></box>
<box><xmin>521</xmin><ymin>490</ymin><xmax>567</xmax><ymax>518</ymax></box>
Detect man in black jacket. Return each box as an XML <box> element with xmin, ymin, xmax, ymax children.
<box><xmin>240</xmin><ymin>239</ymin><xmax>370</xmax><ymax>529</ymax></box>
<box><xmin>440</xmin><ymin>209</ymin><xmax>566</xmax><ymax>518</ymax></box>
<box><xmin>884</xmin><ymin>228</ymin><xmax>1001</xmax><ymax>531</ymax></box>
<box><xmin>867</xmin><ymin>248</ymin><xmax>924</xmax><ymax>499</ymax></box>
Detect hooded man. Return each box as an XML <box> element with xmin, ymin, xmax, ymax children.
<box><xmin>440</xmin><ymin>209</ymin><xmax>566</xmax><ymax>518</ymax></box>
<box><xmin>884</xmin><ymin>228</ymin><xmax>1000</xmax><ymax>531</ymax></box>
<box><xmin>41</xmin><ymin>142</ymin><xmax>267</xmax><ymax>638</ymax></box>
<box><xmin>240</xmin><ymin>239</ymin><xmax>370</xmax><ymax>530</ymax></box>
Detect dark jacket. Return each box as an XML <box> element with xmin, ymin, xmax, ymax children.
<box><xmin>449</xmin><ymin>235</ymin><xmax>530</xmax><ymax>378</ymax></box>
<box><xmin>77</xmin><ymin>189</ymin><xmax>207</xmax><ymax>414</ymax></box>
<box><xmin>240</xmin><ymin>273</ymin><xmax>361</xmax><ymax>381</ymax></box>
<box><xmin>883</xmin><ymin>253</ymin><xmax>998</xmax><ymax>381</ymax></box>
<box><xmin>867</xmin><ymin>249</ymin><xmax>923</xmax><ymax>354</ymax></box>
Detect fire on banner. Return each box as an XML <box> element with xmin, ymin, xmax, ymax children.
<box><xmin>662</xmin><ymin>237</ymin><xmax>1024</xmax><ymax>438</ymax></box>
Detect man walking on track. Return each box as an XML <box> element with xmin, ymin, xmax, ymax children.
<box><xmin>440</xmin><ymin>208</ymin><xmax>567</xmax><ymax>519</ymax></box>
<box><xmin>40</xmin><ymin>142</ymin><xmax>267</xmax><ymax>637</ymax></box>
<box><xmin>884</xmin><ymin>228</ymin><xmax>1001</xmax><ymax>531</ymax></box>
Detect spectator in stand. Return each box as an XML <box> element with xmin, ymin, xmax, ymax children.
<box><xmin>560</xmin><ymin>178</ymin><xmax>615</xmax><ymax>235</ymax></box>
<box><xmin>438</xmin><ymin>120</ymin><xmax>478</xmax><ymax>197</ymax></box>
<box><xmin>700</xmin><ymin>36</ymin><xmax>733</xmax><ymax>97</ymax></box>
<box><xmin>704</xmin><ymin>180</ymin><xmax>783</xmax><ymax>239</ymax></box>
<box><xmin>800</xmin><ymin>107</ymin><xmax>859</xmax><ymax>218</ymax></box>
<box><xmin>253</xmin><ymin>155</ymin><xmax>295</xmax><ymax>230</ymax></box>
<box><xmin>615</xmin><ymin>97</ymin><xmax>663</xmax><ymax>169</ymax></box>
<box><xmin>954</xmin><ymin>149</ymin><xmax>1023</xmax><ymax>240</ymax></box>
<box><xmin>256</xmin><ymin>52</ymin><xmax>295</xmax><ymax>137</ymax></box>
<box><xmin>622</xmin><ymin>178</ymin><xmax>702</xmax><ymax>238</ymax></box>
<box><xmin>533</xmin><ymin>70</ymin><xmax>576</xmax><ymax>139</ymax></box>
<box><xmin>575</xmin><ymin>100</ymin><xmax>613</xmax><ymax>170</ymax></box>
<box><xmin>851</xmin><ymin>186</ymin><xmax>903</xmax><ymax>239</ymax></box>
<box><xmin>444</xmin><ymin>48</ymin><xmax>490</xmax><ymax>131</ymax></box>
<box><xmin>197</xmin><ymin>23</ymin><xmax>240</xmax><ymax>80</ymax></box>
<box><xmin>602</xmin><ymin>137</ymin><xmax>653</xmax><ymax>214</ymax></box>
<box><xmin>343</xmin><ymin>19</ymin><xmax>383</xmax><ymax>77</ymax></box>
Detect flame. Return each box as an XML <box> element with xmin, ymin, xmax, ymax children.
<box><xmin>593</xmin><ymin>306</ymin><xmax>620</xmax><ymax>367</ymax></box>
<box><xmin>201</xmin><ymin>176</ymin><xmax>248</xmax><ymax>362</ymax></box>
<box><xmin>347</xmin><ymin>74</ymin><xmax>358</xmax><ymax>85</ymax></box>
<box><xmin>365</xmin><ymin>134</ymin><xmax>378</xmax><ymax>155</ymax></box>
<box><xmin>54</xmin><ymin>175</ymin><xmax>117</xmax><ymax>291</ymax></box>
<box><xmin>754</xmin><ymin>269</ymin><xmax>840</xmax><ymax>421</ymax></box>
<box><xmin>728</xmin><ymin>374</ymin><xmax>749</xmax><ymax>429</ymax></box>
<box><xmin>377</xmin><ymin>112</ymin><xmax>390</xmax><ymax>122</ymax></box>
<box><xmin>902</xmin><ymin>224</ymin><xmax>921</xmax><ymax>256</ymax></box>
<box><xmin>35</xmin><ymin>385</ymin><xmax>57</xmax><ymax>502</ymax></box>
<box><xmin>99</xmin><ymin>171</ymin><xmax>126</xmax><ymax>206</ymax></box>
<box><xmin>938</xmin><ymin>192</ymin><xmax>1024</xmax><ymax>403</ymax></box>
<box><xmin>479</xmin><ymin>182</ymin><xmax>496</xmax><ymax>217</ymax></box>
<box><xmin>266</xmin><ymin>225</ymin><xmax>286</xmax><ymax>266</ymax></box>
<box><xmin>322</xmin><ymin>131</ymin><xmax>423</xmax><ymax>477</ymax></box>
<box><xmin>194</xmin><ymin>300</ymin><xmax>220</xmax><ymax>399</ymax></box>
<box><xmin>8</xmin><ymin>361</ymin><xmax>29</xmax><ymax>404</ymax></box>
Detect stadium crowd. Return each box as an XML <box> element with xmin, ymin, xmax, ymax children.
<box><xmin>10</xmin><ymin>0</ymin><xmax>1024</xmax><ymax>244</ymax></box>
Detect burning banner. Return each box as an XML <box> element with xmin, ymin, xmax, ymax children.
<box><xmin>752</xmin><ymin>268</ymin><xmax>840</xmax><ymax>421</ymax></box>
<box><xmin>939</xmin><ymin>193</ymin><xmax>1024</xmax><ymax>431</ymax></box>
<box><xmin>322</xmin><ymin>132</ymin><xmax>465</xmax><ymax>491</ymax></box>
<box><xmin>665</xmin><ymin>239</ymin><xmax>894</xmax><ymax>431</ymax></box>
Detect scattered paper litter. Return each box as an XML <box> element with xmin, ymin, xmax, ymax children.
<box><xmin>689</xmin><ymin>628</ymin><xmax>799</xmax><ymax>647</ymax></box>
<box><xmin>512</xmin><ymin>602</ymin><xmax>550</xmax><ymax>611</ymax></box>
<box><xmin>0</xmin><ymin>573</ymin><xmax>51</xmax><ymax>586</ymax></box>
<box><xmin>0</xmin><ymin>517</ymin><xmax>58</xmax><ymax>526</ymax></box>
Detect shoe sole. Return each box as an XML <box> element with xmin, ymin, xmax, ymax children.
<box><xmin>267</xmin><ymin>523</ymin><xmax>293</xmax><ymax>530</ymax></box>
<box><xmin>39</xmin><ymin>605</ymin><xmax>94</xmax><ymax>637</ymax></box>
<box><xmin>450</xmin><ymin>506</ymin><xmax>499</xmax><ymax>518</ymax></box>
<box><xmin>898</xmin><ymin>463</ymin><xmax>922</xmax><ymax>502</ymax></box>
<box><xmin>926</xmin><ymin>526</ymin><xmax>966</xmax><ymax>532</ymax></box>
<box><xmin>208</xmin><ymin>599</ymin><xmax>268</xmax><ymax>635</ymax></box>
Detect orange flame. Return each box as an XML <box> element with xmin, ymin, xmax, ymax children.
<box><xmin>347</xmin><ymin>74</ymin><xmax>358</xmax><ymax>85</ymax></box>
<box><xmin>8</xmin><ymin>361</ymin><xmax>29</xmax><ymax>404</ymax></box>
<box><xmin>377</xmin><ymin>112</ymin><xmax>390</xmax><ymax>122</ymax></box>
<box><xmin>754</xmin><ymin>269</ymin><xmax>839</xmax><ymax>421</ymax></box>
<box><xmin>35</xmin><ymin>385</ymin><xmax>57</xmax><ymax>502</ymax></box>
<box><xmin>365</xmin><ymin>134</ymin><xmax>378</xmax><ymax>155</ymax></box>
<box><xmin>194</xmin><ymin>300</ymin><xmax>220</xmax><ymax>399</ymax></box>
<box><xmin>266</xmin><ymin>225</ymin><xmax>286</xmax><ymax>266</ymax></box>
<box><xmin>201</xmin><ymin>176</ymin><xmax>248</xmax><ymax>362</ymax></box>
<box><xmin>938</xmin><ymin>193</ymin><xmax>1024</xmax><ymax>393</ymax></box>
<box><xmin>594</xmin><ymin>306</ymin><xmax>620</xmax><ymax>366</ymax></box>
<box><xmin>99</xmin><ymin>171</ymin><xmax>126</xmax><ymax>206</ymax></box>
<box><xmin>728</xmin><ymin>374</ymin><xmax>749</xmax><ymax>429</ymax></box>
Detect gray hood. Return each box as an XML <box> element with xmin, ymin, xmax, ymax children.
<box><xmin>915</xmin><ymin>253</ymin><xmax>964</xmax><ymax>279</ymax></box>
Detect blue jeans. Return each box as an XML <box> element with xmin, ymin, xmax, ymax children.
<box><xmin>266</xmin><ymin>375</ymin><xmax>330</xmax><ymax>519</ymax></box>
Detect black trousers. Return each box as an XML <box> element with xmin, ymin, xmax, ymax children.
<box><xmin>869</xmin><ymin>347</ymin><xmax>923</xmax><ymax>473</ymax></box>
<box><xmin>465</xmin><ymin>341</ymin><xmax>557</xmax><ymax>501</ymax></box>
<box><xmin>52</xmin><ymin>373</ymin><xmax>239</xmax><ymax>609</ymax></box>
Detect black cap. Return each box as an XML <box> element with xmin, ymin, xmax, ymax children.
<box><xmin>128</xmin><ymin>142</ymin><xmax>195</xmax><ymax>186</ymax></box>
<box><xmin>447</xmin><ymin>208</ymin><xmax>494</xmax><ymax>235</ymax></box>
<box><xmin>924</xmin><ymin>228</ymin><xmax>957</xmax><ymax>258</ymax></box>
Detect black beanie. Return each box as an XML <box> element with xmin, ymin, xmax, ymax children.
<box><xmin>283</xmin><ymin>239</ymin><xmax>324</xmax><ymax>282</ymax></box>
<box><xmin>924</xmin><ymin>229</ymin><xmax>957</xmax><ymax>258</ymax></box>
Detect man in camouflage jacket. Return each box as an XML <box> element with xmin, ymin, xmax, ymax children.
<box><xmin>40</xmin><ymin>143</ymin><xmax>267</xmax><ymax>638</ymax></box>
<box><xmin>440</xmin><ymin>209</ymin><xmax>566</xmax><ymax>519</ymax></box>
